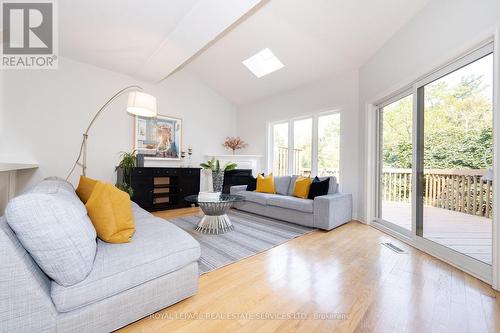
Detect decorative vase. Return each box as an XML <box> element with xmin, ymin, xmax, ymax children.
<box><xmin>212</xmin><ymin>170</ymin><xmax>225</xmax><ymax>192</ymax></box>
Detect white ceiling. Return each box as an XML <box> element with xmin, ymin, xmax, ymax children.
<box><xmin>59</xmin><ymin>0</ymin><xmax>430</xmax><ymax>105</ymax></box>
<box><xmin>185</xmin><ymin>0</ymin><xmax>430</xmax><ymax>105</ymax></box>
<box><xmin>60</xmin><ymin>0</ymin><xmax>262</xmax><ymax>81</ymax></box>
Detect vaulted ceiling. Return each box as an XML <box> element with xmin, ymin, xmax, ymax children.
<box><xmin>59</xmin><ymin>0</ymin><xmax>430</xmax><ymax>105</ymax></box>
<box><xmin>60</xmin><ymin>0</ymin><xmax>263</xmax><ymax>81</ymax></box>
<box><xmin>185</xmin><ymin>0</ymin><xmax>430</xmax><ymax>105</ymax></box>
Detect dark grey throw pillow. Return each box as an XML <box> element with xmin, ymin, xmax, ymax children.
<box><xmin>307</xmin><ymin>176</ymin><xmax>330</xmax><ymax>199</ymax></box>
<box><xmin>246</xmin><ymin>173</ymin><xmax>264</xmax><ymax>191</ymax></box>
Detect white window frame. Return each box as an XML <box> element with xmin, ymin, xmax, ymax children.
<box><xmin>267</xmin><ymin>109</ymin><xmax>341</xmax><ymax>181</ymax></box>
<box><xmin>374</xmin><ymin>89</ymin><xmax>414</xmax><ymax>238</ymax></box>
<box><xmin>267</xmin><ymin>120</ymin><xmax>289</xmax><ymax>176</ymax></box>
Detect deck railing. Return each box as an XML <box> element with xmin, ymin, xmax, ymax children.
<box><xmin>274</xmin><ymin>146</ymin><xmax>303</xmax><ymax>176</ymax></box>
<box><xmin>274</xmin><ymin>147</ymin><xmax>338</xmax><ymax>178</ymax></box>
<box><xmin>382</xmin><ymin>168</ymin><xmax>493</xmax><ymax>218</ymax></box>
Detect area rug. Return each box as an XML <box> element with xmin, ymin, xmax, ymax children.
<box><xmin>168</xmin><ymin>209</ymin><xmax>316</xmax><ymax>274</ymax></box>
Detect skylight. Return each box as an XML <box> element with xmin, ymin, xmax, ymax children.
<box><xmin>242</xmin><ymin>48</ymin><xmax>284</xmax><ymax>78</ymax></box>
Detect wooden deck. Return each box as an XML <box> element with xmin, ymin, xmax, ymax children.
<box><xmin>382</xmin><ymin>202</ymin><xmax>492</xmax><ymax>264</ymax></box>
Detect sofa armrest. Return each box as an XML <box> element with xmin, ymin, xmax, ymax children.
<box><xmin>313</xmin><ymin>193</ymin><xmax>352</xmax><ymax>230</ymax></box>
<box><xmin>230</xmin><ymin>185</ymin><xmax>248</xmax><ymax>195</ymax></box>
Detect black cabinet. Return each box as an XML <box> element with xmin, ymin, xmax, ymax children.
<box><xmin>117</xmin><ymin>167</ymin><xmax>200</xmax><ymax>212</ymax></box>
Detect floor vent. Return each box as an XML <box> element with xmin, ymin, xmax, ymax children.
<box><xmin>382</xmin><ymin>242</ymin><xmax>406</xmax><ymax>253</ymax></box>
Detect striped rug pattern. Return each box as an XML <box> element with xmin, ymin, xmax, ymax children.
<box><xmin>167</xmin><ymin>209</ymin><xmax>316</xmax><ymax>274</ymax></box>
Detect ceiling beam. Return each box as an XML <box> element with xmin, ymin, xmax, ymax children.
<box><xmin>135</xmin><ymin>0</ymin><xmax>263</xmax><ymax>82</ymax></box>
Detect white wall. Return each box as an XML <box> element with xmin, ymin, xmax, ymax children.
<box><xmin>236</xmin><ymin>69</ymin><xmax>361</xmax><ymax>219</ymax></box>
<box><xmin>358</xmin><ymin>0</ymin><xmax>500</xmax><ymax>222</ymax></box>
<box><xmin>0</xmin><ymin>57</ymin><xmax>237</xmax><ymax>192</ymax></box>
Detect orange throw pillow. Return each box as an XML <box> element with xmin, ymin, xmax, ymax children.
<box><xmin>85</xmin><ymin>182</ymin><xmax>135</xmax><ymax>243</ymax></box>
<box><xmin>292</xmin><ymin>176</ymin><xmax>312</xmax><ymax>199</ymax></box>
<box><xmin>76</xmin><ymin>176</ymin><xmax>98</xmax><ymax>203</ymax></box>
<box><xmin>256</xmin><ymin>173</ymin><xmax>275</xmax><ymax>194</ymax></box>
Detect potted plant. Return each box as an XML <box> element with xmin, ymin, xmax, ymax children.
<box><xmin>116</xmin><ymin>150</ymin><xmax>136</xmax><ymax>197</ymax></box>
<box><xmin>200</xmin><ymin>158</ymin><xmax>237</xmax><ymax>192</ymax></box>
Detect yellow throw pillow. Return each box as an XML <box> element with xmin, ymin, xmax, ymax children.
<box><xmin>76</xmin><ymin>176</ymin><xmax>98</xmax><ymax>204</ymax></box>
<box><xmin>293</xmin><ymin>176</ymin><xmax>312</xmax><ymax>199</ymax></box>
<box><xmin>256</xmin><ymin>173</ymin><xmax>275</xmax><ymax>194</ymax></box>
<box><xmin>85</xmin><ymin>182</ymin><xmax>135</xmax><ymax>243</ymax></box>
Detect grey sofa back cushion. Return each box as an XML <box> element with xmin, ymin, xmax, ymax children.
<box><xmin>274</xmin><ymin>176</ymin><xmax>291</xmax><ymax>195</ymax></box>
<box><xmin>5</xmin><ymin>179</ymin><xmax>97</xmax><ymax>287</ymax></box>
<box><xmin>287</xmin><ymin>175</ymin><xmax>300</xmax><ymax>196</ymax></box>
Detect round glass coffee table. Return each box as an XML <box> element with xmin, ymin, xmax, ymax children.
<box><xmin>184</xmin><ymin>194</ymin><xmax>244</xmax><ymax>234</ymax></box>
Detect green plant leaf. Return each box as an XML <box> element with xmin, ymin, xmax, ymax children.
<box><xmin>224</xmin><ymin>162</ymin><xmax>237</xmax><ymax>171</ymax></box>
<box><xmin>200</xmin><ymin>163</ymin><xmax>212</xmax><ymax>170</ymax></box>
<box><xmin>118</xmin><ymin>150</ymin><xmax>137</xmax><ymax>169</ymax></box>
<box><xmin>115</xmin><ymin>182</ymin><xmax>134</xmax><ymax>197</ymax></box>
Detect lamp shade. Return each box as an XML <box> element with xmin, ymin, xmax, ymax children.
<box><xmin>126</xmin><ymin>91</ymin><xmax>157</xmax><ymax>117</ymax></box>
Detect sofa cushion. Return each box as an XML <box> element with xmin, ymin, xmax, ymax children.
<box><xmin>5</xmin><ymin>179</ymin><xmax>97</xmax><ymax>287</ymax></box>
<box><xmin>274</xmin><ymin>176</ymin><xmax>291</xmax><ymax>195</ymax></box>
<box><xmin>308</xmin><ymin>176</ymin><xmax>330</xmax><ymax>199</ymax></box>
<box><xmin>292</xmin><ymin>176</ymin><xmax>311</xmax><ymax>199</ymax></box>
<box><xmin>256</xmin><ymin>173</ymin><xmax>275</xmax><ymax>194</ymax></box>
<box><xmin>33</xmin><ymin>177</ymin><xmax>78</xmax><ymax>196</ymax></box>
<box><xmin>239</xmin><ymin>190</ymin><xmax>277</xmax><ymax>206</ymax></box>
<box><xmin>50</xmin><ymin>205</ymin><xmax>201</xmax><ymax>312</ymax></box>
<box><xmin>288</xmin><ymin>176</ymin><xmax>338</xmax><ymax>195</ymax></box>
<box><xmin>85</xmin><ymin>182</ymin><xmax>135</xmax><ymax>243</ymax></box>
<box><xmin>267</xmin><ymin>195</ymin><xmax>313</xmax><ymax>213</ymax></box>
<box><xmin>319</xmin><ymin>176</ymin><xmax>339</xmax><ymax>194</ymax></box>
<box><xmin>287</xmin><ymin>175</ymin><xmax>300</xmax><ymax>196</ymax></box>
<box><xmin>75</xmin><ymin>175</ymin><xmax>98</xmax><ymax>203</ymax></box>
<box><xmin>246</xmin><ymin>173</ymin><xmax>263</xmax><ymax>191</ymax></box>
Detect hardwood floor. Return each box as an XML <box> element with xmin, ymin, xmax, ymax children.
<box><xmin>152</xmin><ymin>206</ymin><xmax>201</xmax><ymax>219</ymax></box>
<box><xmin>119</xmin><ymin>209</ymin><xmax>500</xmax><ymax>333</ymax></box>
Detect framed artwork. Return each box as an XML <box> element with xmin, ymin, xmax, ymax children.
<box><xmin>134</xmin><ymin>114</ymin><xmax>182</xmax><ymax>160</ymax></box>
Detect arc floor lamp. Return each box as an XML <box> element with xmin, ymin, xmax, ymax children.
<box><xmin>66</xmin><ymin>85</ymin><xmax>157</xmax><ymax>180</ymax></box>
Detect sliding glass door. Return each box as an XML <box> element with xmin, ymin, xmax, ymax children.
<box><xmin>377</xmin><ymin>94</ymin><xmax>413</xmax><ymax>233</ymax></box>
<box><xmin>417</xmin><ymin>50</ymin><xmax>493</xmax><ymax>264</ymax></box>
<box><xmin>376</xmin><ymin>42</ymin><xmax>494</xmax><ymax>271</ymax></box>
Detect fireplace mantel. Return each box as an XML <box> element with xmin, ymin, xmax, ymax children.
<box><xmin>204</xmin><ymin>154</ymin><xmax>263</xmax><ymax>176</ymax></box>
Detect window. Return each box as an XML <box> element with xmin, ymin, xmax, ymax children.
<box><xmin>293</xmin><ymin>118</ymin><xmax>312</xmax><ymax>176</ymax></box>
<box><xmin>269</xmin><ymin>111</ymin><xmax>340</xmax><ymax>179</ymax></box>
<box><xmin>318</xmin><ymin>113</ymin><xmax>340</xmax><ymax>178</ymax></box>
<box><xmin>272</xmin><ymin>122</ymin><xmax>289</xmax><ymax>176</ymax></box>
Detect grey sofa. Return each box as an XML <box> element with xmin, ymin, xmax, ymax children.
<box><xmin>1</xmin><ymin>178</ymin><xmax>200</xmax><ymax>332</ymax></box>
<box><xmin>230</xmin><ymin>176</ymin><xmax>352</xmax><ymax>230</ymax></box>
